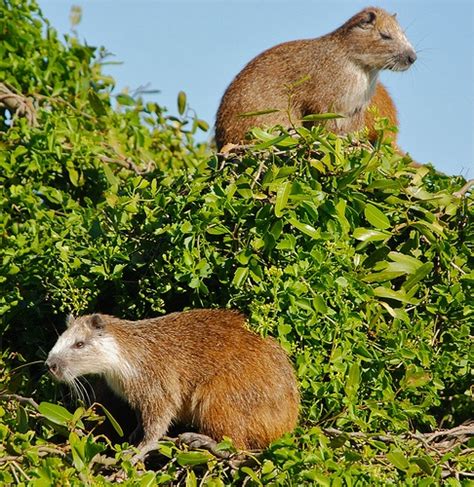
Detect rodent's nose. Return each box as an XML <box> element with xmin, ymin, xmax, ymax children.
<box><xmin>46</xmin><ymin>357</ymin><xmax>60</xmax><ymax>375</ymax></box>
<box><xmin>406</xmin><ymin>50</ymin><xmax>417</xmax><ymax>65</ymax></box>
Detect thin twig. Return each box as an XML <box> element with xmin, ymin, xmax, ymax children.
<box><xmin>8</xmin><ymin>461</ymin><xmax>30</xmax><ymax>481</ymax></box>
<box><xmin>0</xmin><ymin>393</ymin><xmax>39</xmax><ymax>410</ymax></box>
<box><xmin>99</xmin><ymin>154</ymin><xmax>154</xmax><ymax>175</ymax></box>
<box><xmin>323</xmin><ymin>427</ymin><xmax>394</xmax><ymax>443</ymax></box>
<box><xmin>422</xmin><ymin>422</ymin><xmax>474</xmax><ymax>443</ymax></box>
<box><xmin>216</xmin><ymin>143</ymin><xmax>252</xmax><ymax>158</ymax></box>
<box><xmin>322</xmin><ymin>422</ymin><xmax>474</xmax><ymax>453</ymax></box>
<box><xmin>9</xmin><ymin>462</ymin><xmax>20</xmax><ymax>484</ymax></box>
<box><xmin>0</xmin><ymin>82</ymin><xmax>37</xmax><ymax>127</ymax></box>
<box><xmin>0</xmin><ymin>456</ymin><xmax>23</xmax><ymax>465</ymax></box>
<box><xmin>453</xmin><ymin>179</ymin><xmax>474</xmax><ymax>198</ymax></box>
<box><xmin>250</xmin><ymin>159</ymin><xmax>267</xmax><ymax>189</ymax></box>
<box><xmin>35</xmin><ymin>446</ymin><xmax>67</xmax><ymax>457</ymax></box>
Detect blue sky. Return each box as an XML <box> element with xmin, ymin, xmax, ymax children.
<box><xmin>38</xmin><ymin>1</ymin><xmax>473</xmax><ymax>176</ymax></box>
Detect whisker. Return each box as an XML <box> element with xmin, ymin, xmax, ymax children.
<box><xmin>81</xmin><ymin>377</ymin><xmax>96</xmax><ymax>404</ymax></box>
<box><xmin>37</xmin><ymin>346</ymin><xmax>48</xmax><ymax>359</ymax></box>
<box><xmin>76</xmin><ymin>377</ymin><xmax>91</xmax><ymax>406</ymax></box>
<box><xmin>73</xmin><ymin>377</ymin><xmax>86</xmax><ymax>405</ymax></box>
<box><xmin>65</xmin><ymin>372</ymin><xmax>81</xmax><ymax>404</ymax></box>
<box><xmin>51</xmin><ymin>323</ymin><xmax>60</xmax><ymax>338</ymax></box>
<box><xmin>10</xmin><ymin>360</ymin><xmax>45</xmax><ymax>373</ymax></box>
<box><xmin>403</xmin><ymin>17</ymin><xmax>418</xmax><ymax>34</ymax></box>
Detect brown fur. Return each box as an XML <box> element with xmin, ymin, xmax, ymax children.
<box><xmin>215</xmin><ymin>7</ymin><xmax>415</xmax><ymax>150</ymax></box>
<box><xmin>46</xmin><ymin>309</ymin><xmax>300</xmax><ymax>456</ymax></box>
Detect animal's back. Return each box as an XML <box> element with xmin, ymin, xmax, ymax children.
<box><xmin>215</xmin><ymin>7</ymin><xmax>415</xmax><ymax>150</ymax></box>
<box><xmin>215</xmin><ymin>39</ymin><xmax>329</xmax><ymax>148</ymax></box>
<box><xmin>129</xmin><ymin>309</ymin><xmax>300</xmax><ymax>449</ymax></box>
<box><xmin>131</xmin><ymin>309</ymin><xmax>296</xmax><ymax>386</ymax></box>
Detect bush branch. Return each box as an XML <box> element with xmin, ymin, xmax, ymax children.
<box><xmin>0</xmin><ymin>393</ymin><xmax>39</xmax><ymax>410</ymax></box>
<box><xmin>0</xmin><ymin>83</ymin><xmax>37</xmax><ymax>127</ymax></box>
<box><xmin>453</xmin><ymin>179</ymin><xmax>474</xmax><ymax>198</ymax></box>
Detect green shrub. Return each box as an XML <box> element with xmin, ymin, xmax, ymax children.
<box><xmin>1</xmin><ymin>0</ymin><xmax>472</xmax><ymax>484</ymax></box>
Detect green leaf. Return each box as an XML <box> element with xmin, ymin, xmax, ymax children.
<box><xmin>275</xmin><ymin>181</ymin><xmax>292</xmax><ymax>217</ymax></box>
<box><xmin>69</xmin><ymin>5</ymin><xmax>82</xmax><ymax>27</ymax></box>
<box><xmin>403</xmin><ymin>262</ymin><xmax>434</xmax><ymax>290</ymax></box>
<box><xmin>402</xmin><ymin>365</ymin><xmax>431</xmax><ymax>389</ymax></box>
<box><xmin>335</xmin><ymin>199</ymin><xmax>350</xmax><ymax>234</ymax></box>
<box><xmin>97</xmin><ymin>404</ymin><xmax>124</xmax><ymax>437</ymax></box>
<box><xmin>177</xmin><ymin>90</ymin><xmax>187</xmax><ymax>115</ymax></box>
<box><xmin>345</xmin><ymin>362</ymin><xmax>360</xmax><ymax>398</ymax></box>
<box><xmin>253</xmin><ymin>135</ymin><xmax>293</xmax><ymax>150</ymax></box>
<box><xmin>387</xmin><ymin>252</ymin><xmax>423</xmax><ymax>274</ymax></box>
<box><xmin>140</xmin><ymin>472</ymin><xmax>158</xmax><ymax>487</ymax></box>
<box><xmin>301</xmin><ymin>113</ymin><xmax>344</xmax><ymax>121</ymax></box>
<box><xmin>71</xmin><ymin>407</ymin><xmax>85</xmax><ymax>429</ymax></box>
<box><xmin>288</xmin><ymin>218</ymin><xmax>320</xmax><ymax>239</ymax></box>
<box><xmin>373</xmin><ymin>287</ymin><xmax>420</xmax><ymax>305</ymax></box>
<box><xmin>196</xmin><ymin>119</ymin><xmax>209</xmax><ymax>131</ymax></box>
<box><xmin>364</xmin><ymin>204</ymin><xmax>391</xmax><ymax>230</ymax></box>
<box><xmin>176</xmin><ymin>451</ymin><xmax>213</xmax><ymax>467</ymax></box>
<box><xmin>301</xmin><ymin>470</ymin><xmax>331</xmax><ymax>485</ymax></box>
<box><xmin>363</xmin><ymin>271</ymin><xmax>405</xmax><ymax>283</ymax></box>
<box><xmin>239</xmin><ymin>108</ymin><xmax>280</xmax><ymax>118</ymax></box>
<box><xmin>16</xmin><ymin>405</ymin><xmax>29</xmax><ymax>433</ymax></box>
<box><xmin>116</xmin><ymin>93</ymin><xmax>135</xmax><ymax>106</ymax></box>
<box><xmin>250</xmin><ymin>127</ymin><xmax>275</xmax><ymax>142</ymax></box>
<box><xmin>412</xmin><ymin>456</ymin><xmax>433</xmax><ymax>475</ymax></box>
<box><xmin>69</xmin><ymin>431</ymin><xmax>86</xmax><ymax>471</ymax></box>
<box><xmin>278</xmin><ymin>323</ymin><xmax>292</xmax><ymax>336</ymax></box>
<box><xmin>157</xmin><ymin>442</ymin><xmax>176</xmax><ymax>459</ymax></box>
<box><xmin>313</xmin><ymin>295</ymin><xmax>328</xmax><ymax>313</ymax></box>
<box><xmin>206</xmin><ymin>225</ymin><xmax>229</xmax><ymax>235</ymax></box>
<box><xmin>240</xmin><ymin>467</ymin><xmax>263</xmax><ymax>485</ymax></box>
<box><xmin>88</xmin><ymin>89</ymin><xmax>107</xmax><ymax>117</ymax></box>
<box><xmin>353</xmin><ymin>227</ymin><xmax>391</xmax><ymax>242</ymax></box>
<box><xmin>156</xmin><ymin>473</ymin><xmax>174</xmax><ymax>485</ymax></box>
<box><xmin>412</xmin><ymin>220</ymin><xmax>445</xmax><ymax>238</ymax></box>
<box><xmin>386</xmin><ymin>450</ymin><xmax>409</xmax><ymax>471</ymax></box>
<box><xmin>185</xmin><ymin>470</ymin><xmax>197</xmax><ymax>487</ymax></box>
<box><xmin>274</xmin><ymin>136</ymin><xmax>299</xmax><ymax>148</ymax></box>
<box><xmin>67</xmin><ymin>166</ymin><xmax>80</xmax><ymax>186</ymax></box>
<box><xmin>269</xmin><ymin>219</ymin><xmax>283</xmax><ymax>240</ymax></box>
<box><xmin>232</xmin><ymin>267</ymin><xmax>248</xmax><ymax>288</ymax></box>
<box><xmin>38</xmin><ymin>402</ymin><xmax>73</xmax><ymax>426</ymax></box>
<box><xmin>102</xmin><ymin>163</ymin><xmax>119</xmax><ymax>187</ymax></box>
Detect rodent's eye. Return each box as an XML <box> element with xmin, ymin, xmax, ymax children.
<box><xmin>74</xmin><ymin>341</ymin><xmax>85</xmax><ymax>349</ymax></box>
<box><xmin>380</xmin><ymin>32</ymin><xmax>392</xmax><ymax>40</ymax></box>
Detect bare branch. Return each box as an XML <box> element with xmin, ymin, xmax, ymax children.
<box><xmin>0</xmin><ymin>83</ymin><xmax>37</xmax><ymax>127</ymax></box>
<box><xmin>0</xmin><ymin>393</ymin><xmax>39</xmax><ymax>410</ymax></box>
<box><xmin>453</xmin><ymin>179</ymin><xmax>474</xmax><ymax>198</ymax></box>
<box><xmin>322</xmin><ymin>421</ymin><xmax>474</xmax><ymax>455</ymax></box>
<box><xmin>99</xmin><ymin>154</ymin><xmax>155</xmax><ymax>175</ymax></box>
<box><xmin>322</xmin><ymin>427</ymin><xmax>394</xmax><ymax>443</ymax></box>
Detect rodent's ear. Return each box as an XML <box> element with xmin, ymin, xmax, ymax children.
<box><xmin>66</xmin><ymin>314</ymin><xmax>75</xmax><ymax>328</ymax></box>
<box><xmin>90</xmin><ymin>314</ymin><xmax>105</xmax><ymax>330</ymax></box>
<box><xmin>358</xmin><ymin>9</ymin><xmax>377</xmax><ymax>28</ymax></box>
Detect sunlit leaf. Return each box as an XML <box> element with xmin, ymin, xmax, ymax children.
<box><xmin>364</xmin><ymin>204</ymin><xmax>391</xmax><ymax>230</ymax></box>
<box><xmin>38</xmin><ymin>402</ymin><xmax>73</xmax><ymax>426</ymax></box>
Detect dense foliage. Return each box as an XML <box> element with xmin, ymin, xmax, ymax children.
<box><xmin>1</xmin><ymin>0</ymin><xmax>472</xmax><ymax>484</ymax></box>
